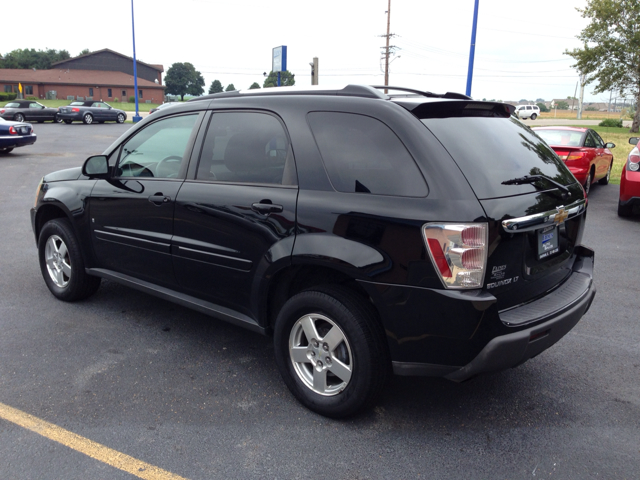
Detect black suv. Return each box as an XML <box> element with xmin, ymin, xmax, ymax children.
<box><xmin>31</xmin><ymin>85</ymin><xmax>596</xmax><ymax>418</ymax></box>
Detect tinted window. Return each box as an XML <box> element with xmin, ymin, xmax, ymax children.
<box><xmin>584</xmin><ymin>132</ymin><xmax>596</xmax><ymax>148</ymax></box>
<box><xmin>591</xmin><ymin>130</ymin><xmax>605</xmax><ymax>148</ymax></box>
<box><xmin>196</xmin><ymin>112</ymin><xmax>295</xmax><ymax>185</ymax></box>
<box><xmin>5</xmin><ymin>102</ymin><xmax>20</xmax><ymax>108</ymax></box>
<box><xmin>534</xmin><ymin>129</ymin><xmax>584</xmax><ymax>147</ymax></box>
<box><xmin>117</xmin><ymin>114</ymin><xmax>198</xmax><ymax>179</ymax></box>
<box><xmin>307</xmin><ymin>112</ymin><xmax>427</xmax><ymax>197</ymax></box>
<box><xmin>421</xmin><ymin>116</ymin><xmax>576</xmax><ymax>199</ymax></box>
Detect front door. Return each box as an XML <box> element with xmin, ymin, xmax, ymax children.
<box><xmin>172</xmin><ymin>111</ymin><xmax>298</xmax><ymax>318</ymax></box>
<box><xmin>89</xmin><ymin>112</ymin><xmax>203</xmax><ymax>287</ymax></box>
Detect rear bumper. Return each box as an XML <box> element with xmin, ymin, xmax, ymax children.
<box><xmin>58</xmin><ymin>113</ymin><xmax>83</xmax><ymax>121</ymax></box>
<box><xmin>0</xmin><ymin>133</ymin><xmax>37</xmax><ymax>149</ymax></box>
<box><xmin>362</xmin><ymin>246</ymin><xmax>596</xmax><ymax>379</ymax></box>
<box><xmin>620</xmin><ymin>168</ymin><xmax>640</xmax><ymax>202</ymax></box>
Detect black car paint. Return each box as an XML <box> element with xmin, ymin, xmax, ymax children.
<box><xmin>0</xmin><ymin>119</ymin><xmax>37</xmax><ymax>151</ymax></box>
<box><xmin>31</xmin><ymin>90</ymin><xmax>596</xmax><ymax>379</ymax></box>
<box><xmin>0</xmin><ymin>100</ymin><xmax>60</xmax><ymax>122</ymax></box>
<box><xmin>57</xmin><ymin>101</ymin><xmax>127</xmax><ymax>123</ymax></box>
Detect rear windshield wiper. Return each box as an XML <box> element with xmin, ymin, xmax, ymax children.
<box><xmin>501</xmin><ymin>174</ymin><xmax>570</xmax><ymax>194</ymax></box>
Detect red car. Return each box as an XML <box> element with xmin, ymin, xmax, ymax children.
<box><xmin>618</xmin><ymin>137</ymin><xmax>640</xmax><ymax>217</ymax></box>
<box><xmin>533</xmin><ymin>126</ymin><xmax>615</xmax><ymax>194</ymax></box>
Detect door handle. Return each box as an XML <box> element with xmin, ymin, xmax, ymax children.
<box><xmin>148</xmin><ymin>193</ymin><xmax>171</xmax><ymax>206</ymax></box>
<box><xmin>251</xmin><ymin>202</ymin><xmax>283</xmax><ymax>214</ymax></box>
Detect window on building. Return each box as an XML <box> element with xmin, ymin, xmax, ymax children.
<box><xmin>25</xmin><ymin>85</ymin><xmax>33</xmax><ymax>95</ymax></box>
<box><xmin>139</xmin><ymin>89</ymin><xmax>143</xmax><ymax>98</ymax></box>
<box><xmin>108</xmin><ymin>89</ymin><xmax>112</xmax><ymax>98</ymax></box>
<box><xmin>89</xmin><ymin>88</ymin><xmax>94</xmax><ymax>97</ymax></box>
<box><xmin>4</xmin><ymin>85</ymin><xmax>11</xmax><ymax>93</ymax></box>
<box><xmin>122</xmin><ymin>90</ymin><xmax>126</xmax><ymax>98</ymax></box>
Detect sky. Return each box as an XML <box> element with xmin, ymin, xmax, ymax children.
<box><xmin>1</xmin><ymin>0</ymin><xmax>617</xmax><ymax>103</ymax></box>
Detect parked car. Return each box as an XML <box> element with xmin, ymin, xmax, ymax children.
<box><xmin>57</xmin><ymin>101</ymin><xmax>127</xmax><ymax>125</ymax></box>
<box><xmin>30</xmin><ymin>85</ymin><xmax>596</xmax><ymax>418</ymax></box>
<box><xmin>0</xmin><ymin>117</ymin><xmax>37</xmax><ymax>153</ymax></box>
<box><xmin>149</xmin><ymin>102</ymin><xmax>180</xmax><ymax>114</ymax></box>
<box><xmin>618</xmin><ymin>137</ymin><xmax>640</xmax><ymax>217</ymax></box>
<box><xmin>532</xmin><ymin>126</ymin><xmax>614</xmax><ymax>194</ymax></box>
<box><xmin>0</xmin><ymin>100</ymin><xmax>62</xmax><ymax>123</ymax></box>
<box><xmin>515</xmin><ymin>104</ymin><xmax>541</xmax><ymax>120</ymax></box>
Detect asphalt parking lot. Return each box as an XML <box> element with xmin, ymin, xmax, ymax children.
<box><xmin>0</xmin><ymin>123</ymin><xmax>639</xmax><ymax>479</ymax></box>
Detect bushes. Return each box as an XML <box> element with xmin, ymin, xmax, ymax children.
<box><xmin>0</xmin><ymin>92</ymin><xmax>17</xmax><ymax>101</ymax></box>
<box><xmin>599</xmin><ymin>118</ymin><xmax>623</xmax><ymax>128</ymax></box>
<box><xmin>128</xmin><ymin>96</ymin><xmax>136</xmax><ymax>103</ymax></box>
<box><xmin>112</xmin><ymin>97</ymin><xmax>119</xmax><ymax>102</ymax></box>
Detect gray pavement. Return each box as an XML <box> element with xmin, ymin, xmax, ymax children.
<box><xmin>0</xmin><ymin>123</ymin><xmax>639</xmax><ymax>479</ymax></box>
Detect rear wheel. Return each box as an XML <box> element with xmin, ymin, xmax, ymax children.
<box><xmin>14</xmin><ymin>113</ymin><xmax>24</xmax><ymax>122</ymax></box>
<box><xmin>530</xmin><ymin>113</ymin><xmax>537</xmax><ymax>120</ymax></box>
<box><xmin>38</xmin><ymin>218</ymin><xmax>101</xmax><ymax>301</ymax></box>
<box><xmin>274</xmin><ymin>286</ymin><xmax>389</xmax><ymax>418</ymax></box>
<box><xmin>83</xmin><ymin>113</ymin><xmax>93</xmax><ymax>124</ymax></box>
<box><xmin>598</xmin><ymin>162</ymin><xmax>612</xmax><ymax>185</ymax></box>
<box><xmin>618</xmin><ymin>200</ymin><xmax>633</xmax><ymax>217</ymax></box>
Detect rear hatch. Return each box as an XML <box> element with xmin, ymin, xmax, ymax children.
<box><xmin>397</xmin><ymin>99</ymin><xmax>586</xmax><ymax>311</ymax></box>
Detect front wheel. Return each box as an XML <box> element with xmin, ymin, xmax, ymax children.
<box><xmin>530</xmin><ymin>113</ymin><xmax>537</xmax><ymax>120</ymax></box>
<box><xmin>583</xmin><ymin>171</ymin><xmax>592</xmax><ymax>195</ymax></box>
<box><xmin>38</xmin><ymin>218</ymin><xmax>101</xmax><ymax>301</ymax></box>
<box><xmin>598</xmin><ymin>162</ymin><xmax>612</xmax><ymax>185</ymax></box>
<box><xmin>116</xmin><ymin>113</ymin><xmax>125</xmax><ymax>124</ymax></box>
<box><xmin>274</xmin><ymin>286</ymin><xmax>390</xmax><ymax>418</ymax></box>
<box><xmin>54</xmin><ymin>115</ymin><xmax>63</xmax><ymax>123</ymax></box>
<box><xmin>83</xmin><ymin>113</ymin><xmax>93</xmax><ymax>124</ymax></box>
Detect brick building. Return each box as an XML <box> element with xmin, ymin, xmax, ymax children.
<box><xmin>0</xmin><ymin>49</ymin><xmax>165</xmax><ymax>103</ymax></box>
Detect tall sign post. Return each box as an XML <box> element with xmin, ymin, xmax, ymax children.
<box><xmin>272</xmin><ymin>46</ymin><xmax>287</xmax><ymax>87</ymax></box>
<box><xmin>131</xmin><ymin>0</ymin><xmax>142</xmax><ymax>122</ymax></box>
<box><xmin>465</xmin><ymin>0</ymin><xmax>480</xmax><ymax>97</ymax></box>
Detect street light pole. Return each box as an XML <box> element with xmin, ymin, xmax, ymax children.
<box><xmin>465</xmin><ymin>0</ymin><xmax>479</xmax><ymax>97</ymax></box>
<box><xmin>131</xmin><ymin>0</ymin><xmax>142</xmax><ymax>122</ymax></box>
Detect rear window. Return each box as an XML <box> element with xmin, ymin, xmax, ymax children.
<box><xmin>535</xmin><ymin>129</ymin><xmax>584</xmax><ymax>147</ymax></box>
<box><xmin>5</xmin><ymin>102</ymin><xmax>20</xmax><ymax>108</ymax></box>
<box><xmin>421</xmin><ymin>116</ymin><xmax>576</xmax><ymax>199</ymax></box>
<box><xmin>307</xmin><ymin>112</ymin><xmax>428</xmax><ymax>197</ymax></box>
<box><xmin>69</xmin><ymin>102</ymin><xmax>84</xmax><ymax>106</ymax></box>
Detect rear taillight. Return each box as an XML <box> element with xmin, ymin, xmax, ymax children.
<box><xmin>628</xmin><ymin>153</ymin><xmax>640</xmax><ymax>172</ymax></box>
<box><xmin>8</xmin><ymin>126</ymin><xmax>17</xmax><ymax>135</ymax></box>
<box><xmin>566</xmin><ymin>152</ymin><xmax>586</xmax><ymax>161</ymax></box>
<box><xmin>72</xmin><ymin>108</ymin><xmax>80</xmax><ymax>112</ymax></box>
<box><xmin>423</xmin><ymin>223</ymin><xmax>488</xmax><ymax>289</ymax></box>
<box><xmin>0</xmin><ymin>109</ymin><xmax>4</xmax><ymax>114</ymax></box>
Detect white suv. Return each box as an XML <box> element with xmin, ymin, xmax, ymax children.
<box><xmin>515</xmin><ymin>104</ymin><xmax>540</xmax><ymax>120</ymax></box>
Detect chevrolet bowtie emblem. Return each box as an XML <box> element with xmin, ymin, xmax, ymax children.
<box><xmin>554</xmin><ymin>207</ymin><xmax>569</xmax><ymax>225</ymax></box>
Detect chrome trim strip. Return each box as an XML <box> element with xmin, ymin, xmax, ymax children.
<box><xmin>501</xmin><ymin>198</ymin><xmax>586</xmax><ymax>233</ymax></box>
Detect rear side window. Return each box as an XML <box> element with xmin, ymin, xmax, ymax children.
<box><xmin>307</xmin><ymin>112</ymin><xmax>427</xmax><ymax>196</ymax></box>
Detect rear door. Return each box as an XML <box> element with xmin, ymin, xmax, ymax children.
<box><xmin>88</xmin><ymin>112</ymin><xmax>203</xmax><ymax>286</ymax></box>
<box><xmin>172</xmin><ymin>110</ymin><xmax>298</xmax><ymax>318</ymax></box>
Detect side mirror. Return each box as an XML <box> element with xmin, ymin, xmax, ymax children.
<box><xmin>605</xmin><ymin>142</ymin><xmax>615</xmax><ymax>149</ymax></box>
<box><xmin>629</xmin><ymin>137</ymin><xmax>639</xmax><ymax>146</ymax></box>
<box><xmin>82</xmin><ymin>155</ymin><xmax>109</xmax><ymax>178</ymax></box>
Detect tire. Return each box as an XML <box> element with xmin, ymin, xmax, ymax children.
<box><xmin>38</xmin><ymin>218</ymin><xmax>101</xmax><ymax>302</ymax></box>
<box><xmin>274</xmin><ymin>286</ymin><xmax>390</xmax><ymax>418</ymax></box>
<box><xmin>0</xmin><ymin>148</ymin><xmax>14</xmax><ymax>154</ymax></box>
<box><xmin>618</xmin><ymin>200</ymin><xmax>633</xmax><ymax>217</ymax></box>
<box><xmin>116</xmin><ymin>113</ymin><xmax>125</xmax><ymax>124</ymax></box>
<box><xmin>63</xmin><ymin>120</ymin><xmax>72</xmax><ymax>124</ymax></box>
<box><xmin>530</xmin><ymin>113</ymin><xmax>537</xmax><ymax>120</ymax></box>
<box><xmin>583</xmin><ymin>170</ymin><xmax>592</xmax><ymax>195</ymax></box>
<box><xmin>14</xmin><ymin>113</ymin><xmax>24</xmax><ymax>122</ymax></box>
<box><xmin>598</xmin><ymin>162</ymin><xmax>612</xmax><ymax>185</ymax></box>
<box><xmin>54</xmin><ymin>115</ymin><xmax>63</xmax><ymax>123</ymax></box>
<box><xmin>83</xmin><ymin>113</ymin><xmax>93</xmax><ymax>124</ymax></box>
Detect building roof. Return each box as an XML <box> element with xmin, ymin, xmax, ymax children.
<box><xmin>0</xmin><ymin>69</ymin><xmax>164</xmax><ymax>89</ymax></box>
<box><xmin>51</xmin><ymin>48</ymin><xmax>164</xmax><ymax>73</ymax></box>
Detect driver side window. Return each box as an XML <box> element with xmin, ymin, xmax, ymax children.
<box><xmin>116</xmin><ymin>114</ymin><xmax>198</xmax><ymax>179</ymax></box>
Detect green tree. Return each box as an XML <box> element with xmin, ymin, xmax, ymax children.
<box><xmin>565</xmin><ymin>0</ymin><xmax>640</xmax><ymax>132</ymax></box>
<box><xmin>1</xmin><ymin>48</ymin><xmax>70</xmax><ymax>69</ymax></box>
<box><xmin>225</xmin><ymin>84</ymin><xmax>236</xmax><ymax>91</ymax></box>
<box><xmin>556</xmin><ymin>100</ymin><xmax>570</xmax><ymax>110</ymax></box>
<box><xmin>164</xmin><ymin>62</ymin><xmax>205</xmax><ymax>100</ymax></box>
<box><xmin>208</xmin><ymin>80</ymin><xmax>223</xmax><ymax>94</ymax></box>
<box><xmin>537</xmin><ymin>102</ymin><xmax>550</xmax><ymax>113</ymax></box>
<box><xmin>263</xmin><ymin>70</ymin><xmax>295</xmax><ymax>88</ymax></box>
<box><xmin>249</xmin><ymin>82</ymin><xmax>261</xmax><ymax>90</ymax></box>
<box><xmin>78</xmin><ymin>49</ymin><xmax>92</xmax><ymax>56</ymax></box>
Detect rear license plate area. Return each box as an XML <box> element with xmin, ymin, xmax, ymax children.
<box><xmin>537</xmin><ymin>225</ymin><xmax>559</xmax><ymax>260</ymax></box>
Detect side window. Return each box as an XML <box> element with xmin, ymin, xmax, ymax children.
<box><xmin>29</xmin><ymin>103</ymin><xmax>40</xmax><ymax>109</ymax></box>
<box><xmin>307</xmin><ymin>112</ymin><xmax>427</xmax><ymax>197</ymax></box>
<box><xmin>116</xmin><ymin>114</ymin><xmax>199</xmax><ymax>179</ymax></box>
<box><xmin>584</xmin><ymin>132</ymin><xmax>596</xmax><ymax>148</ymax></box>
<box><xmin>591</xmin><ymin>130</ymin><xmax>605</xmax><ymax>148</ymax></box>
<box><xmin>196</xmin><ymin>112</ymin><xmax>295</xmax><ymax>185</ymax></box>
<box><xmin>526</xmin><ymin>106</ymin><xmax>532</xmax><ymax>110</ymax></box>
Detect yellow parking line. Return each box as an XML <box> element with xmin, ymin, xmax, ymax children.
<box><xmin>0</xmin><ymin>401</ymin><xmax>188</xmax><ymax>480</ymax></box>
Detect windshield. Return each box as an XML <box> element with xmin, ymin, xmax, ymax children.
<box><xmin>533</xmin><ymin>129</ymin><xmax>584</xmax><ymax>147</ymax></box>
<box><xmin>421</xmin><ymin>116</ymin><xmax>576</xmax><ymax>199</ymax></box>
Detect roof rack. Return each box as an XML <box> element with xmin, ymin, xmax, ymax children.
<box><xmin>370</xmin><ymin>86</ymin><xmax>471</xmax><ymax>100</ymax></box>
<box><xmin>189</xmin><ymin>85</ymin><xmax>387</xmax><ymax>102</ymax></box>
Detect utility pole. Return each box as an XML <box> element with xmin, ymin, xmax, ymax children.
<box><xmin>577</xmin><ymin>74</ymin><xmax>586</xmax><ymax>119</ymax></box>
<box><xmin>310</xmin><ymin>57</ymin><xmax>319</xmax><ymax>85</ymax></box>
<box><xmin>379</xmin><ymin>0</ymin><xmax>398</xmax><ymax>93</ymax></box>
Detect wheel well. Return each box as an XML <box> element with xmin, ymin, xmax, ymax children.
<box><xmin>266</xmin><ymin>265</ymin><xmax>374</xmax><ymax>330</ymax></box>
<box><xmin>34</xmin><ymin>205</ymin><xmax>67</xmax><ymax>242</ymax></box>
